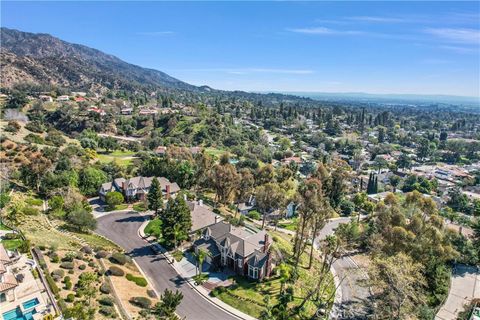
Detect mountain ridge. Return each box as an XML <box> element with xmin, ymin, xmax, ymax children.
<box><xmin>0</xmin><ymin>27</ymin><xmax>203</xmax><ymax>93</ymax></box>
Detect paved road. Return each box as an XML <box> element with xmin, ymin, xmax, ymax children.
<box><xmin>436</xmin><ymin>264</ymin><xmax>480</xmax><ymax>320</ymax></box>
<box><xmin>315</xmin><ymin>217</ymin><xmax>371</xmax><ymax>319</ymax></box>
<box><xmin>96</xmin><ymin>211</ymin><xmax>238</xmax><ymax>320</ymax></box>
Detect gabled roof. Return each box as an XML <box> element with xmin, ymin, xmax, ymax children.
<box><xmin>203</xmin><ymin>221</ymin><xmax>267</xmax><ymax>258</ymax></box>
<box><xmin>0</xmin><ymin>273</ymin><xmax>18</xmax><ymax>293</ymax></box>
<box><xmin>188</xmin><ymin>201</ymin><xmax>222</xmax><ymax>233</ymax></box>
<box><xmin>247</xmin><ymin>250</ymin><xmax>269</xmax><ymax>268</ymax></box>
<box><xmin>0</xmin><ymin>243</ymin><xmax>11</xmax><ymax>265</ymax></box>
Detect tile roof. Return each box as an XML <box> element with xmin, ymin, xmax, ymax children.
<box><xmin>0</xmin><ymin>273</ymin><xmax>18</xmax><ymax>292</ymax></box>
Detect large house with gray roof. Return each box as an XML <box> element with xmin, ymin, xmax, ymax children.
<box><xmin>193</xmin><ymin>221</ymin><xmax>272</xmax><ymax>280</ymax></box>
<box><xmin>98</xmin><ymin>176</ymin><xmax>180</xmax><ymax>202</ymax></box>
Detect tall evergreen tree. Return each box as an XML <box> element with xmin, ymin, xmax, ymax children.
<box><xmin>147</xmin><ymin>177</ymin><xmax>163</xmax><ymax>215</ymax></box>
<box><xmin>161</xmin><ymin>195</ymin><xmax>192</xmax><ymax>248</ymax></box>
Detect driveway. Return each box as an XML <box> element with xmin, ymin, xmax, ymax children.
<box><xmin>96</xmin><ymin>211</ymin><xmax>239</xmax><ymax>320</ymax></box>
<box><xmin>315</xmin><ymin>216</ymin><xmax>371</xmax><ymax>319</ymax></box>
<box><xmin>436</xmin><ymin>264</ymin><xmax>480</xmax><ymax>320</ymax></box>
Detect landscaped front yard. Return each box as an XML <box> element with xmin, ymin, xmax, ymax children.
<box><xmin>212</xmin><ymin>230</ymin><xmax>335</xmax><ymax>319</ymax></box>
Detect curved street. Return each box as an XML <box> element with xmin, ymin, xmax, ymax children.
<box><xmin>96</xmin><ymin>211</ymin><xmax>239</xmax><ymax>320</ymax></box>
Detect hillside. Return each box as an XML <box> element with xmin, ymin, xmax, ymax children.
<box><xmin>0</xmin><ymin>28</ymin><xmax>324</xmax><ymax>108</ymax></box>
<box><xmin>0</xmin><ymin>27</ymin><xmax>201</xmax><ymax>93</ymax></box>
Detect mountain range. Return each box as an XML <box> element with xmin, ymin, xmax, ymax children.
<box><xmin>0</xmin><ymin>27</ymin><xmax>206</xmax><ymax>93</ymax></box>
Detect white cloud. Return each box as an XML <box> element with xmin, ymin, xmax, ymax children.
<box><xmin>424</xmin><ymin>28</ymin><xmax>480</xmax><ymax>44</ymax></box>
<box><xmin>347</xmin><ymin>16</ymin><xmax>407</xmax><ymax>23</ymax></box>
<box><xmin>286</xmin><ymin>27</ymin><xmax>364</xmax><ymax>35</ymax></box>
<box><xmin>439</xmin><ymin>45</ymin><xmax>478</xmax><ymax>54</ymax></box>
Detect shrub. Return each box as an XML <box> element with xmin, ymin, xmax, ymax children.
<box><xmin>88</xmin><ymin>261</ymin><xmax>95</xmax><ymax>268</ymax></box>
<box><xmin>60</xmin><ymin>262</ymin><xmax>74</xmax><ymax>270</ymax></box>
<box><xmin>25</xmin><ymin>197</ymin><xmax>43</xmax><ymax>206</ymax></box>
<box><xmin>45</xmin><ymin>274</ymin><xmax>59</xmax><ymax>295</ymax></box>
<box><xmin>68</xmin><ymin>270</ymin><xmax>74</xmax><ymax>274</ymax></box>
<box><xmin>52</xmin><ymin>274</ymin><xmax>62</xmax><ymax>282</ymax></box>
<box><xmin>5</xmin><ymin>121</ymin><xmax>20</xmax><ymax>133</ymax></box>
<box><xmin>51</xmin><ymin>269</ymin><xmax>65</xmax><ymax>278</ymax></box>
<box><xmin>110</xmin><ymin>252</ymin><xmax>129</xmax><ymax>265</ymax></box>
<box><xmin>25</xmin><ymin>121</ymin><xmax>45</xmax><ymax>133</ymax></box>
<box><xmin>99</xmin><ymin>306</ymin><xmax>115</xmax><ymax>317</ymax></box>
<box><xmin>100</xmin><ymin>282</ymin><xmax>111</xmax><ymax>294</ymax></box>
<box><xmin>146</xmin><ymin>289</ymin><xmax>157</xmax><ymax>298</ymax></box>
<box><xmin>3</xmin><ymin>233</ymin><xmax>21</xmax><ymax>240</ymax></box>
<box><xmin>247</xmin><ymin>210</ymin><xmax>261</xmax><ymax>220</ymax></box>
<box><xmin>96</xmin><ymin>250</ymin><xmax>108</xmax><ymax>259</ymax></box>
<box><xmin>25</xmin><ymin>133</ymin><xmax>45</xmax><ymax>144</ymax></box>
<box><xmin>210</xmin><ymin>286</ymin><xmax>226</xmax><ymax>297</ymax></box>
<box><xmin>125</xmin><ymin>274</ymin><xmax>148</xmax><ymax>287</ymax></box>
<box><xmin>98</xmin><ymin>296</ymin><xmax>114</xmax><ymax>306</ymax></box>
<box><xmin>62</xmin><ymin>252</ymin><xmax>76</xmax><ymax>262</ymax></box>
<box><xmin>57</xmin><ymin>299</ymin><xmax>67</xmax><ymax>312</ymax></box>
<box><xmin>49</xmin><ymin>252</ymin><xmax>59</xmax><ymax>263</ymax></box>
<box><xmin>129</xmin><ymin>296</ymin><xmax>152</xmax><ymax>309</ymax></box>
<box><xmin>79</xmin><ymin>264</ymin><xmax>86</xmax><ymax>270</ymax></box>
<box><xmin>108</xmin><ymin>266</ymin><xmax>125</xmax><ymax>276</ymax></box>
<box><xmin>81</xmin><ymin>246</ymin><xmax>93</xmax><ymax>254</ymax></box>
<box><xmin>22</xmin><ymin>206</ymin><xmax>39</xmax><ymax>216</ymax></box>
<box><xmin>66</xmin><ymin>294</ymin><xmax>75</xmax><ymax>303</ymax></box>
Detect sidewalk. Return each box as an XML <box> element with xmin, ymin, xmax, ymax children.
<box><xmin>137</xmin><ymin>220</ymin><xmax>257</xmax><ymax>320</ymax></box>
<box><xmin>436</xmin><ymin>264</ymin><xmax>480</xmax><ymax>320</ymax></box>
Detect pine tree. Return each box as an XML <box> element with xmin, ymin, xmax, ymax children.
<box><xmin>161</xmin><ymin>195</ymin><xmax>192</xmax><ymax>248</ymax></box>
<box><xmin>147</xmin><ymin>177</ymin><xmax>163</xmax><ymax>215</ymax></box>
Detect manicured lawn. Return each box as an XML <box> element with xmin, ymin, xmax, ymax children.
<box><xmin>205</xmin><ymin>147</ymin><xmax>226</xmax><ymax>158</ymax></box>
<box><xmin>277</xmin><ymin>218</ymin><xmax>298</xmax><ymax>231</ymax></box>
<box><xmin>0</xmin><ymin>222</ymin><xmax>11</xmax><ymax>231</ymax></box>
<box><xmin>105</xmin><ymin>204</ymin><xmax>129</xmax><ymax>211</ymax></box>
<box><xmin>214</xmin><ymin>230</ymin><xmax>335</xmax><ymax>319</ymax></box>
<box><xmin>1</xmin><ymin>239</ymin><xmax>24</xmax><ymax>251</ymax></box>
<box><xmin>97</xmin><ymin>149</ymin><xmax>136</xmax><ymax>166</ymax></box>
<box><xmin>132</xmin><ymin>202</ymin><xmax>147</xmax><ymax>212</ymax></box>
<box><xmin>144</xmin><ymin>219</ymin><xmax>162</xmax><ymax>238</ymax></box>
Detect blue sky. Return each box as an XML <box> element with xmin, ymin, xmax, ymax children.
<box><xmin>2</xmin><ymin>1</ymin><xmax>480</xmax><ymax>97</ymax></box>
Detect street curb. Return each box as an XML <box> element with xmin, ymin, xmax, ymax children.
<box><xmin>137</xmin><ymin>218</ymin><xmax>255</xmax><ymax>320</ymax></box>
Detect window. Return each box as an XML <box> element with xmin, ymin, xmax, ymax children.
<box><xmin>0</xmin><ymin>292</ymin><xmax>6</xmax><ymax>303</ymax></box>
<box><xmin>238</xmin><ymin>258</ymin><xmax>242</xmax><ymax>268</ymax></box>
<box><xmin>248</xmin><ymin>265</ymin><xmax>258</xmax><ymax>279</ymax></box>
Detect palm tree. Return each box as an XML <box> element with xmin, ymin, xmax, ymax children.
<box><xmin>194</xmin><ymin>249</ymin><xmax>209</xmax><ymax>275</ymax></box>
<box><xmin>172</xmin><ymin>224</ymin><xmax>182</xmax><ymax>249</ymax></box>
<box><xmin>277</xmin><ymin>263</ymin><xmax>291</xmax><ymax>294</ymax></box>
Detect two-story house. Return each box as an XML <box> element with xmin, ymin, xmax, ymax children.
<box><xmin>99</xmin><ymin>176</ymin><xmax>180</xmax><ymax>202</ymax></box>
<box><xmin>193</xmin><ymin>221</ymin><xmax>272</xmax><ymax>280</ymax></box>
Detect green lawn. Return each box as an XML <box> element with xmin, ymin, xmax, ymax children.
<box><xmin>1</xmin><ymin>239</ymin><xmax>24</xmax><ymax>251</ymax></box>
<box><xmin>105</xmin><ymin>204</ymin><xmax>129</xmax><ymax>211</ymax></box>
<box><xmin>277</xmin><ymin>218</ymin><xmax>298</xmax><ymax>231</ymax></box>
<box><xmin>0</xmin><ymin>222</ymin><xmax>11</xmax><ymax>231</ymax></box>
<box><xmin>214</xmin><ymin>230</ymin><xmax>335</xmax><ymax>319</ymax></box>
<box><xmin>96</xmin><ymin>149</ymin><xmax>136</xmax><ymax>166</ymax></box>
<box><xmin>132</xmin><ymin>202</ymin><xmax>147</xmax><ymax>212</ymax></box>
<box><xmin>205</xmin><ymin>147</ymin><xmax>226</xmax><ymax>158</ymax></box>
<box><xmin>144</xmin><ymin>219</ymin><xmax>162</xmax><ymax>238</ymax></box>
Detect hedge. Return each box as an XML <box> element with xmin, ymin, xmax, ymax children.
<box><xmin>108</xmin><ymin>266</ymin><xmax>125</xmax><ymax>276</ymax></box>
<box><xmin>98</xmin><ymin>295</ymin><xmax>114</xmax><ymax>306</ymax></box>
<box><xmin>126</xmin><ymin>273</ymin><xmax>148</xmax><ymax>287</ymax></box>
<box><xmin>110</xmin><ymin>253</ymin><xmax>129</xmax><ymax>265</ymax></box>
<box><xmin>100</xmin><ymin>282</ymin><xmax>111</xmax><ymax>294</ymax></box>
<box><xmin>60</xmin><ymin>262</ymin><xmax>74</xmax><ymax>269</ymax></box>
<box><xmin>129</xmin><ymin>296</ymin><xmax>152</xmax><ymax>309</ymax></box>
<box><xmin>45</xmin><ymin>273</ymin><xmax>59</xmax><ymax>295</ymax></box>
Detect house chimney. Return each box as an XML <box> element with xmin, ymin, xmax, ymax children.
<box><xmin>122</xmin><ymin>181</ymin><xmax>126</xmax><ymax>191</ymax></box>
<box><xmin>263</xmin><ymin>234</ymin><xmax>269</xmax><ymax>253</ymax></box>
<box><xmin>215</xmin><ymin>215</ymin><xmax>219</xmax><ymax>224</ymax></box>
<box><xmin>165</xmin><ymin>185</ymin><xmax>171</xmax><ymax>199</ymax></box>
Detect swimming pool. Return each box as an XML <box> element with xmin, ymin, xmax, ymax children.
<box><xmin>2</xmin><ymin>307</ymin><xmax>37</xmax><ymax>320</ymax></box>
<box><xmin>22</xmin><ymin>298</ymin><xmax>39</xmax><ymax>310</ymax></box>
